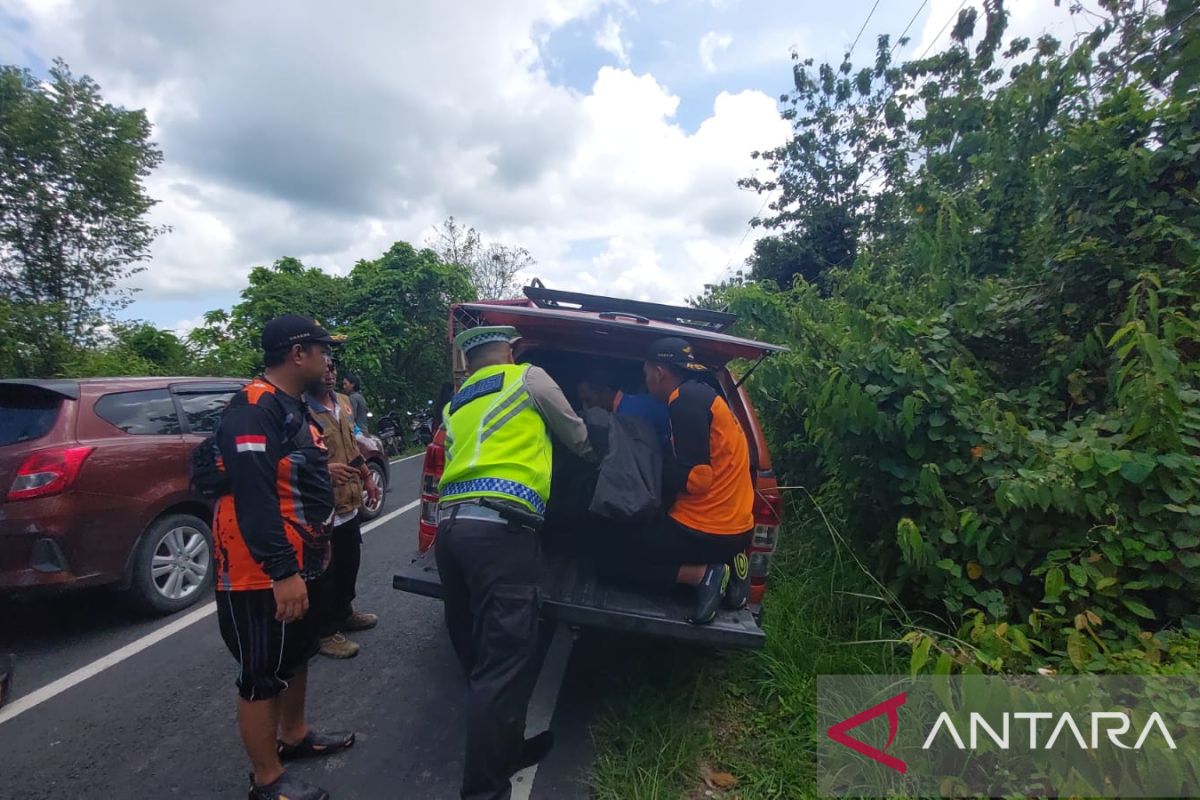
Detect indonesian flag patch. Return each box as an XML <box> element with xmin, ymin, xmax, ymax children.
<box><xmin>235</xmin><ymin>435</ymin><xmax>267</xmax><ymax>453</ymax></box>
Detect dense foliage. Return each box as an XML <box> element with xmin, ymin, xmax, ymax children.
<box><xmin>0</xmin><ymin>60</ymin><xmax>165</xmax><ymax>374</ymax></box>
<box><xmin>185</xmin><ymin>245</ymin><xmax>474</xmax><ymax>416</ymax></box>
<box><xmin>713</xmin><ymin>0</ymin><xmax>1200</xmax><ymax>673</ymax></box>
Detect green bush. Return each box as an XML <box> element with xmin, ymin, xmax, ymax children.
<box><xmin>719</xmin><ymin>1</ymin><xmax>1200</xmax><ymax>674</ymax></box>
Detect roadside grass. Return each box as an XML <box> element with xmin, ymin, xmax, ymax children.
<box><xmin>590</xmin><ymin>499</ymin><xmax>902</xmax><ymax>799</ymax></box>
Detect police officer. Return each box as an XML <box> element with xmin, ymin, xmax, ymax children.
<box><xmin>435</xmin><ymin>326</ymin><xmax>595</xmax><ymax>800</ymax></box>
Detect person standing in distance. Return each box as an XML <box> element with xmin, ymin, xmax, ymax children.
<box><xmin>341</xmin><ymin>374</ymin><xmax>370</xmax><ymax>434</ymax></box>
<box><xmin>436</xmin><ymin>326</ymin><xmax>595</xmax><ymax>800</ymax></box>
<box><xmin>212</xmin><ymin>315</ymin><xmax>356</xmax><ymax>800</ymax></box>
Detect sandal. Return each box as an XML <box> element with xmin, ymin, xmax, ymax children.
<box><xmin>277</xmin><ymin>729</ymin><xmax>356</xmax><ymax>761</ymax></box>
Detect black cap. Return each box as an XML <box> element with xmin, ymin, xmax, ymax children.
<box><xmin>645</xmin><ymin>336</ymin><xmax>708</xmax><ymax>372</ymax></box>
<box><xmin>261</xmin><ymin>314</ymin><xmax>338</xmax><ymax>353</ymax></box>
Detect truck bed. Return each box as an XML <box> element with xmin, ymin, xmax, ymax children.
<box><xmin>394</xmin><ymin>547</ymin><xmax>765</xmax><ymax>649</ymax></box>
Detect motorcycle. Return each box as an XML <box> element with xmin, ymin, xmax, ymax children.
<box><xmin>409</xmin><ymin>403</ymin><xmax>434</xmax><ymax>447</ymax></box>
<box><xmin>375</xmin><ymin>409</ymin><xmax>407</xmax><ymax>458</ymax></box>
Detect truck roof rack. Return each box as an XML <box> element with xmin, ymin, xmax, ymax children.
<box><xmin>523</xmin><ymin>284</ymin><xmax>737</xmax><ymax>332</ymax></box>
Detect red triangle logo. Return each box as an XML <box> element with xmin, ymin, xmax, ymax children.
<box><xmin>826</xmin><ymin>691</ymin><xmax>908</xmax><ymax>774</ymax></box>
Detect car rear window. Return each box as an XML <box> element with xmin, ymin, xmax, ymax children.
<box><xmin>0</xmin><ymin>386</ymin><xmax>62</xmax><ymax>447</ymax></box>
<box><xmin>94</xmin><ymin>389</ymin><xmax>182</xmax><ymax>435</ymax></box>
<box><xmin>177</xmin><ymin>391</ymin><xmax>237</xmax><ymax>434</ymax></box>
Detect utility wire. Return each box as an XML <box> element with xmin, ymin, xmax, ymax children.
<box><xmin>849</xmin><ymin>0</ymin><xmax>884</xmax><ymax>58</ymax></box>
<box><xmin>890</xmin><ymin>0</ymin><xmax>931</xmax><ymax>55</ymax></box>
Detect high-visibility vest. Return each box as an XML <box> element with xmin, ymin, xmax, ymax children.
<box><xmin>439</xmin><ymin>363</ymin><xmax>552</xmax><ymax>515</ymax></box>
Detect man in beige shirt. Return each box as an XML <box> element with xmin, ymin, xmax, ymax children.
<box><xmin>306</xmin><ymin>358</ymin><xmax>381</xmax><ymax>658</ymax></box>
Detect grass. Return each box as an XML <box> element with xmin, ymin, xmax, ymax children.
<box><xmin>589</xmin><ymin>498</ymin><xmax>903</xmax><ymax>799</ymax></box>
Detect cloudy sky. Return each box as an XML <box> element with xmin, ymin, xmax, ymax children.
<box><xmin>1</xmin><ymin>0</ymin><xmax>1078</xmax><ymax>334</ymax></box>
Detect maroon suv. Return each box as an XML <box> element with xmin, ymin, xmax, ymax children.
<box><xmin>1</xmin><ymin>377</ymin><xmax>391</xmax><ymax>614</ymax></box>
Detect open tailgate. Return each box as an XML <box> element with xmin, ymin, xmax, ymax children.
<box><xmin>395</xmin><ymin>548</ymin><xmax>765</xmax><ymax>649</ymax></box>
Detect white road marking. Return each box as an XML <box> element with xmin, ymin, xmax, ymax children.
<box><xmin>389</xmin><ymin>452</ymin><xmax>425</xmax><ymax>464</ymax></box>
<box><xmin>511</xmin><ymin>623</ymin><xmax>575</xmax><ymax>800</ymax></box>
<box><xmin>0</xmin><ymin>498</ymin><xmax>421</xmax><ymax>727</ymax></box>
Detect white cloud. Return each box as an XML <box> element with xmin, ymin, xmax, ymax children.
<box><xmin>594</xmin><ymin>15</ymin><xmax>630</xmax><ymax>64</ymax></box>
<box><xmin>2</xmin><ymin>0</ymin><xmax>790</xmax><ymax>315</ymax></box>
<box><xmin>699</xmin><ymin>31</ymin><xmax>733</xmax><ymax>72</ymax></box>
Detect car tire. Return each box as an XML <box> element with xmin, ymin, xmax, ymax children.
<box><xmin>128</xmin><ymin>513</ymin><xmax>214</xmax><ymax>615</ymax></box>
<box><xmin>359</xmin><ymin>459</ymin><xmax>388</xmax><ymax>521</ymax></box>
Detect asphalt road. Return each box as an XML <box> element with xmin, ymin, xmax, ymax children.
<box><xmin>0</xmin><ymin>455</ymin><xmax>600</xmax><ymax>800</ymax></box>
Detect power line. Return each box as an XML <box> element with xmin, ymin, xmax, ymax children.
<box><xmin>849</xmin><ymin>0</ymin><xmax>884</xmax><ymax>57</ymax></box>
<box><xmin>916</xmin><ymin>0</ymin><xmax>970</xmax><ymax>62</ymax></box>
<box><xmin>890</xmin><ymin>0</ymin><xmax>931</xmax><ymax>55</ymax></box>
<box><xmin>720</xmin><ymin>190</ymin><xmax>775</xmax><ymax>276</ymax></box>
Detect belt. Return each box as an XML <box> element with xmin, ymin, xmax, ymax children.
<box><xmin>437</xmin><ymin>498</ymin><xmax>544</xmax><ymax>532</ymax></box>
<box><xmin>436</xmin><ymin>500</ymin><xmax>507</xmax><ymax>526</ymax></box>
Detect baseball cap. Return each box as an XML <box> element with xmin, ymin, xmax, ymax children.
<box><xmin>261</xmin><ymin>314</ymin><xmax>339</xmax><ymax>353</ymax></box>
<box><xmin>454</xmin><ymin>325</ymin><xmax>521</xmax><ymax>354</ymax></box>
<box><xmin>645</xmin><ymin>336</ymin><xmax>708</xmax><ymax>372</ymax></box>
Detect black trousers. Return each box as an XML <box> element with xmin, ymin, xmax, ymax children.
<box><xmin>311</xmin><ymin>515</ymin><xmax>363</xmax><ymax>638</ymax></box>
<box><xmin>435</xmin><ymin>514</ymin><xmax>541</xmax><ymax>800</ymax></box>
<box><xmin>598</xmin><ymin>516</ymin><xmax>753</xmax><ymax>592</ymax></box>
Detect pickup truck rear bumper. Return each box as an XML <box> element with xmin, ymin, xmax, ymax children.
<box><xmin>394</xmin><ymin>547</ymin><xmax>765</xmax><ymax>649</ymax></box>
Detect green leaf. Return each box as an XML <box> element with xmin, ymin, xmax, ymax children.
<box><xmin>1044</xmin><ymin>566</ymin><xmax>1065</xmax><ymax>600</ymax></box>
<box><xmin>1171</xmin><ymin>531</ymin><xmax>1200</xmax><ymax>548</ymax></box>
<box><xmin>1001</xmin><ymin>567</ymin><xmax>1023</xmax><ymax>585</ymax></box>
<box><xmin>1122</xmin><ymin>599</ymin><xmax>1156</xmax><ymax>620</ymax></box>
<box><xmin>1095</xmin><ymin>577</ymin><xmax>1118</xmax><ymax>591</ymax></box>
<box><xmin>1067</xmin><ymin>630</ymin><xmax>1088</xmax><ymax>670</ymax></box>
<box><xmin>910</xmin><ymin>635</ymin><xmax>932</xmax><ymax>676</ymax></box>
<box><xmin>1119</xmin><ymin>459</ymin><xmax>1155</xmax><ymax>484</ymax></box>
<box><xmin>1095</xmin><ymin>451</ymin><xmax>1122</xmax><ymax>475</ymax></box>
<box><xmin>1068</xmin><ymin>563</ymin><xmax>1088</xmax><ymax>588</ymax></box>
<box><xmin>1071</xmin><ymin>453</ymin><xmax>1094</xmax><ymax>472</ymax></box>
<box><xmin>1100</xmin><ymin>542</ymin><xmax>1124</xmax><ymax>566</ymax></box>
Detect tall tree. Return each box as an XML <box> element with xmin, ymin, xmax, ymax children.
<box><xmin>427</xmin><ymin>216</ymin><xmax>531</xmax><ymax>300</ymax></box>
<box><xmin>0</xmin><ymin>60</ymin><xmax>166</xmax><ymax>358</ymax></box>
<box><xmin>191</xmin><ymin>245</ymin><xmax>474</xmax><ymax>413</ymax></box>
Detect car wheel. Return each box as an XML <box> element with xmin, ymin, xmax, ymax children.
<box><xmin>359</xmin><ymin>460</ymin><xmax>388</xmax><ymax>521</ymax></box>
<box><xmin>128</xmin><ymin>513</ymin><xmax>214</xmax><ymax>614</ymax></box>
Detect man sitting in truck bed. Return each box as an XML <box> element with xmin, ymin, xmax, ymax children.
<box><xmin>601</xmin><ymin>337</ymin><xmax>754</xmax><ymax>624</ymax></box>
<box><xmin>577</xmin><ymin>370</ymin><xmax>671</xmax><ymax>451</ymax></box>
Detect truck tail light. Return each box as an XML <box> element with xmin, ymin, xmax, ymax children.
<box><xmin>747</xmin><ymin>472</ymin><xmax>783</xmax><ymax>605</ymax></box>
<box><xmin>418</xmin><ymin>439</ymin><xmax>445</xmax><ymax>552</ymax></box>
<box><xmin>7</xmin><ymin>446</ymin><xmax>94</xmax><ymax>502</ymax></box>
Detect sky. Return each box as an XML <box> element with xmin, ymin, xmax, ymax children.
<box><xmin>1</xmin><ymin>0</ymin><xmax>1081</xmax><ymax>335</ymax></box>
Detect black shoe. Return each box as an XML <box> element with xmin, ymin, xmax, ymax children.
<box><xmin>723</xmin><ymin>552</ymin><xmax>751</xmax><ymax>610</ymax></box>
<box><xmin>248</xmin><ymin>772</ymin><xmax>330</xmax><ymax>800</ymax></box>
<box><xmin>690</xmin><ymin>564</ymin><xmax>729</xmax><ymax>625</ymax></box>
<box><xmin>509</xmin><ymin>731</ymin><xmax>555</xmax><ymax>776</ymax></box>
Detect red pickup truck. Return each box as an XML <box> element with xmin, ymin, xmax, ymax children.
<box><xmin>393</xmin><ymin>286</ymin><xmax>785</xmax><ymax>648</ymax></box>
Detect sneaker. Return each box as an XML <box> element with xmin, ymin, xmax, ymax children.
<box><xmin>248</xmin><ymin>772</ymin><xmax>329</xmax><ymax>800</ymax></box>
<box><xmin>342</xmin><ymin>610</ymin><xmax>378</xmax><ymax>632</ymax></box>
<box><xmin>319</xmin><ymin>633</ymin><xmax>360</xmax><ymax>659</ymax></box>
<box><xmin>723</xmin><ymin>552</ymin><xmax>751</xmax><ymax>610</ymax></box>
<box><xmin>690</xmin><ymin>564</ymin><xmax>729</xmax><ymax>625</ymax></box>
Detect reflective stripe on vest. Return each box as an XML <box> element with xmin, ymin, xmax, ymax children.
<box><xmin>438</xmin><ymin>363</ymin><xmax>551</xmax><ymax>515</ymax></box>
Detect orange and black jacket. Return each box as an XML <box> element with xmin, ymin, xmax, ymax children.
<box><xmin>664</xmin><ymin>380</ymin><xmax>754</xmax><ymax>535</ymax></box>
<box><xmin>212</xmin><ymin>379</ymin><xmax>334</xmax><ymax>591</ymax></box>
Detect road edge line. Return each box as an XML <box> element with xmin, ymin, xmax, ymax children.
<box><xmin>0</xmin><ymin>498</ymin><xmax>421</xmax><ymax>727</ymax></box>
<box><xmin>511</xmin><ymin>623</ymin><xmax>574</xmax><ymax>800</ymax></box>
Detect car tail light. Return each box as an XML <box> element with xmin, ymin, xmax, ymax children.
<box><xmin>747</xmin><ymin>472</ymin><xmax>783</xmax><ymax>605</ymax></box>
<box><xmin>7</xmin><ymin>446</ymin><xmax>94</xmax><ymax>502</ymax></box>
<box><xmin>418</xmin><ymin>441</ymin><xmax>446</xmax><ymax>552</ymax></box>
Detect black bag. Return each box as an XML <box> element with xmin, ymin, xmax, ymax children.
<box><xmin>584</xmin><ymin>407</ymin><xmax>663</xmax><ymax>522</ymax></box>
<box><xmin>190</xmin><ymin>433</ymin><xmax>230</xmax><ymax>499</ymax></box>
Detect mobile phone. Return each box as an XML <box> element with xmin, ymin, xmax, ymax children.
<box><xmin>349</xmin><ymin>455</ymin><xmax>366</xmax><ymax>468</ymax></box>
